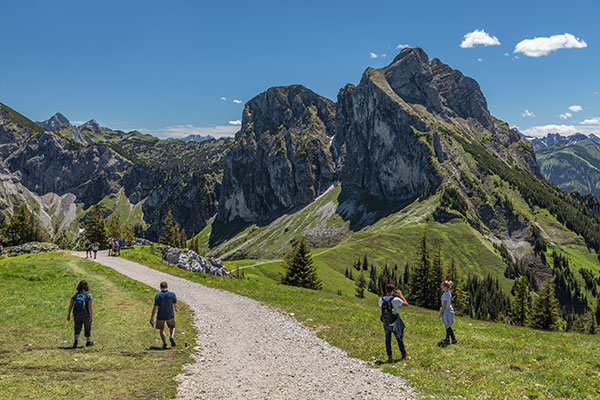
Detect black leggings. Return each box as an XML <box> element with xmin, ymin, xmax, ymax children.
<box><xmin>445</xmin><ymin>327</ymin><xmax>456</xmax><ymax>341</ymax></box>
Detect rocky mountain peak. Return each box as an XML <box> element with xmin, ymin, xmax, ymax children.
<box><xmin>383</xmin><ymin>47</ymin><xmax>493</xmax><ymax>129</ymax></box>
<box><xmin>37</xmin><ymin>112</ymin><xmax>71</xmax><ymax>131</ymax></box>
<box><xmin>79</xmin><ymin>119</ymin><xmax>104</xmax><ymax>135</ymax></box>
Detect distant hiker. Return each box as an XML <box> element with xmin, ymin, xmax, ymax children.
<box><xmin>112</xmin><ymin>238</ymin><xmax>119</xmax><ymax>257</ymax></box>
<box><xmin>84</xmin><ymin>239</ymin><xmax>91</xmax><ymax>258</ymax></box>
<box><xmin>379</xmin><ymin>284</ymin><xmax>409</xmax><ymax>362</ymax></box>
<box><xmin>439</xmin><ymin>280</ymin><xmax>457</xmax><ymax>344</ymax></box>
<box><xmin>150</xmin><ymin>281</ymin><xmax>178</xmax><ymax>349</ymax></box>
<box><xmin>118</xmin><ymin>237</ymin><xmax>123</xmax><ymax>255</ymax></box>
<box><xmin>67</xmin><ymin>280</ymin><xmax>94</xmax><ymax>348</ymax></box>
<box><xmin>108</xmin><ymin>238</ymin><xmax>113</xmax><ymax>256</ymax></box>
<box><xmin>91</xmin><ymin>242</ymin><xmax>99</xmax><ymax>259</ymax></box>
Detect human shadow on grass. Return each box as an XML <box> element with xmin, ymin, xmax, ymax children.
<box><xmin>437</xmin><ymin>340</ymin><xmax>450</xmax><ymax>348</ymax></box>
<box><xmin>148</xmin><ymin>346</ymin><xmax>168</xmax><ymax>351</ymax></box>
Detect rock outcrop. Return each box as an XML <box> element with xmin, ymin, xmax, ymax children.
<box><xmin>7</xmin><ymin>242</ymin><xmax>59</xmax><ymax>256</ymax></box>
<box><xmin>37</xmin><ymin>112</ymin><xmax>71</xmax><ymax>131</ymax></box>
<box><xmin>162</xmin><ymin>245</ymin><xmax>231</xmax><ymax>277</ymax></box>
<box><xmin>217</xmin><ymin>85</ymin><xmax>336</xmax><ymax>223</ymax></box>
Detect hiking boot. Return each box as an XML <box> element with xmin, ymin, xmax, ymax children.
<box><xmin>86</xmin><ymin>341</ymin><xmax>94</xmax><ymax>347</ymax></box>
<box><xmin>170</xmin><ymin>337</ymin><xmax>176</xmax><ymax>347</ymax></box>
<box><xmin>162</xmin><ymin>343</ymin><xmax>168</xmax><ymax>350</ymax></box>
<box><xmin>452</xmin><ymin>340</ymin><xmax>458</xmax><ymax>345</ymax></box>
<box><xmin>71</xmin><ymin>341</ymin><xmax>78</xmax><ymax>349</ymax></box>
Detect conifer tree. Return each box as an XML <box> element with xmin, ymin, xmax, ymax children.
<box><xmin>596</xmin><ymin>298</ymin><xmax>600</xmax><ymax>326</ymax></box>
<box><xmin>122</xmin><ymin>224</ymin><xmax>135</xmax><ymax>245</ymax></box>
<box><xmin>345</xmin><ymin>267</ymin><xmax>349</xmax><ymax>278</ymax></box>
<box><xmin>368</xmin><ymin>264</ymin><xmax>378</xmax><ymax>294</ymax></box>
<box><xmin>585</xmin><ymin>311</ymin><xmax>597</xmax><ymax>334</ymax></box>
<box><xmin>446</xmin><ymin>257</ymin><xmax>459</xmax><ymax>282</ymax></box>
<box><xmin>412</xmin><ymin>231</ymin><xmax>430</xmax><ymax>307</ymax></box>
<box><xmin>362</xmin><ymin>255</ymin><xmax>369</xmax><ymax>271</ymax></box>
<box><xmin>281</xmin><ymin>239</ymin><xmax>322</xmax><ymax>290</ymax></box>
<box><xmin>355</xmin><ymin>271</ymin><xmax>366</xmax><ymax>298</ymax></box>
<box><xmin>428</xmin><ymin>244</ymin><xmax>444</xmax><ymax>308</ymax></box>
<box><xmin>511</xmin><ymin>276</ymin><xmax>530</xmax><ymax>326</ymax></box>
<box><xmin>160</xmin><ymin>210</ymin><xmax>185</xmax><ymax>247</ymax></box>
<box><xmin>530</xmin><ymin>282</ymin><xmax>562</xmax><ymax>331</ymax></box>
<box><xmin>402</xmin><ymin>261</ymin><xmax>411</xmax><ymax>292</ymax></box>
<box><xmin>85</xmin><ymin>206</ymin><xmax>107</xmax><ymax>247</ymax></box>
<box><xmin>107</xmin><ymin>214</ymin><xmax>122</xmax><ymax>238</ymax></box>
<box><xmin>348</xmin><ymin>267</ymin><xmax>353</xmax><ymax>280</ymax></box>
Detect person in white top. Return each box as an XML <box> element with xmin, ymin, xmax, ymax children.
<box><xmin>438</xmin><ymin>280</ymin><xmax>457</xmax><ymax>344</ymax></box>
<box><xmin>378</xmin><ymin>283</ymin><xmax>409</xmax><ymax>361</ymax></box>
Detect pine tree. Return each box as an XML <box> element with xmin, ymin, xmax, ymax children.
<box><xmin>85</xmin><ymin>206</ymin><xmax>107</xmax><ymax>248</ymax></box>
<box><xmin>3</xmin><ymin>204</ymin><xmax>49</xmax><ymax>246</ymax></box>
<box><xmin>402</xmin><ymin>261</ymin><xmax>411</xmax><ymax>292</ymax></box>
<box><xmin>412</xmin><ymin>231</ymin><xmax>430</xmax><ymax>307</ymax></box>
<box><xmin>355</xmin><ymin>271</ymin><xmax>366</xmax><ymax>298</ymax></box>
<box><xmin>345</xmin><ymin>267</ymin><xmax>349</xmax><ymax>278</ymax></box>
<box><xmin>362</xmin><ymin>255</ymin><xmax>369</xmax><ymax>271</ymax></box>
<box><xmin>530</xmin><ymin>282</ymin><xmax>562</xmax><ymax>331</ymax></box>
<box><xmin>585</xmin><ymin>311</ymin><xmax>597</xmax><ymax>334</ymax></box>
<box><xmin>348</xmin><ymin>267</ymin><xmax>353</xmax><ymax>280</ymax></box>
<box><xmin>428</xmin><ymin>244</ymin><xmax>444</xmax><ymax>308</ymax></box>
<box><xmin>367</xmin><ymin>264</ymin><xmax>378</xmax><ymax>294</ymax></box>
<box><xmin>160</xmin><ymin>210</ymin><xmax>184</xmax><ymax>247</ymax></box>
<box><xmin>122</xmin><ymin>224</ymin><xmax>135</xmax><ymax>246</ymax></box>
<box><xmin>107</xmin><ymin>214</ymin><xmax>122</xmax><ymax>239</ymax></box>
<box><xmin>281</xmin><ymin>239</ymin><xmax>322</xmax><ymax>290</ymax></box>
<box><xmin>596</xmin><ymin>298</ymin><xmax>600</xmax><ymax>325</ymax></box>
<box><xmin>511</xmin><ymin>276</ymin><xmax>530</xmax><ymax>326</ymax></box>
<box><xmin>447</xmin><ymin>257</ymin><xmax>459</xmax><ymax>282</ymax></box>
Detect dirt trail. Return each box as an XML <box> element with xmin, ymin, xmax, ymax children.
<box><xmin>72</xmin><ymin>251</ymin><xmax>415</xmax><ymax>400</ymax></box>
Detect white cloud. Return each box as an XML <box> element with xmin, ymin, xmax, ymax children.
<box><xmin>514</xmin><ymin>33</ymin><xmax>587</xmax><ymax>57</ymax></box>
<box><xmin>581</xmin><ymin>118</ymin><xmax>600</xmax><ymax>125</ymax></box>
<box><xmin>137</xmin><ymin>124</ymin><xmax>239</xmax><ymax>139</ymax></box>
<box><xmin>504</xmin><ymin>52</ymin><xmax>510</xmax><ymax>56</ymax></box>
<box><xmin>521</xmin><ymin>109</ymin><xmax>535</xmax><ymax>117</ymax></box>
<box><xmin>477</xmin><ymin>58</ymin><xmax>483</xmax><ymax>62</ymax></box>
<box><xmin>232</xmin><ymin>99</ymin><xmax>242</xmax><ymax>104</ymax></box>
<box><xmin>219</xmin><ymin>97</ymin><xmax>227</xmax><ymax>101</ymax></box>
<box><xmin>568</xmin><ymin>105</ymin><xmax>583</xmax><ymax>112</ymax></box>
<box><xmin>228</xmin><ymin>120</ymin><xmax>242</xmax><ymax>125</ymax></box>
<box><xmin>521</xmin><ymin>124</ymin><xmax>579</xmax><ymax>137</ymax></box>
<box><xmin>460</xmin><ymin>29</ymin><xmax>501</xmax><ymax>48</ymax></box>
<box><xmin>370</xmin><ymin>52</ymin><xmax>378</xmax><ymax>58</ymax></box>
<box><xmin>559</xmin><ymin>112</ymin><xmax>572</xmax><ymax>119</ymax></box>
<box><xmin>396</xmin><ymin>44</ymin><xmax>410</xmax><ymax>49</ymax></box>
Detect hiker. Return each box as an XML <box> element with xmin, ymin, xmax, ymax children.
<box><xmin>379</xmin><ymin>284</ymin><xmax>409</xmax><ymax>361</ymax></box>
<box><xmin>91</xmin><ymin>242</ymin><xmax>99</xmax><ymax>259</ymax></box>
<box><xmin>67</xmin><ymin>280</ymin><xmax>94</xmax><ymax>348</ymax></box>
<box><xmin>439</xmin><ymin>280</ymin><xmax>457</xmax><ymax>344</ymax></box>
<box><xmin>118</xmin><ymin>237</ymin><xmax>123</xmax><ymax>255</ymax></box>
<box><xmin>108</xmin><ymin>238</ymin><xmax>113</xmax><ymax>256</ymax></box>
<box><xmin>84</xmin><ymin>239</ymin><xmax>91</xmax><ymax>258</ymax></box>
<box><xmin>150</xmin><ymin>281</ymin><xmax>178</xmax><ymax>349</ymax></box>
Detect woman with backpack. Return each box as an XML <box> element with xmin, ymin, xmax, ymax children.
<box><xmin>67</xmin><ymin>280</ymin><xmax>94</xmax><ymax>348</ymax></box>
<box><xmin>439</xmin><ymin>280</ymin><xmax>457</xmax><ymax>344</ymax></box>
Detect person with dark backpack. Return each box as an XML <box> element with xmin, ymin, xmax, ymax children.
<box><xmin>67</xmin><ymin>280</ymin><xmax>94</xmax><ymax>349</ymax></box>
<box><xmin>379</xmin><ymin>283</ymin><xmax>409</xmax><ymax>362</ymax></box>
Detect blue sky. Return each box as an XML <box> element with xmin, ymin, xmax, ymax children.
<box><xmin>0</xmin><ymin>0</ymin><xmax>598</xmax><ymax>138</ymax></box>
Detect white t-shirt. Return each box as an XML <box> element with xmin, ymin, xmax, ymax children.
<box><xmin>441</xmin><ymin>291</ymin><xmax>452</xmax><ymax>308</ymax></box>
<box><xmin>379</xmin><ymin>295</ymin><xmax>404</xmax><ymax>316</ymax></box>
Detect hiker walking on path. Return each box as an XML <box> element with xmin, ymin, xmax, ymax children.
<box><xmin>379</xmin><ymin>284</ymin><xmax>409</xmax><ymax>362</ymax></box>
<box><xmin>439</xmin><ymin>280</ymin><xmax>457</xmax><ymax>344</ymax></box>
<box><xmin>67</xmin><ymin>280</ymin><xmax>94</xmax><ymax>348</ymax></box>
<box><xmin>150</xmin><ymin>281</ymin><xmax>178</xmax><ymax>349</ymax></box>
<box><xmin>84</xmin><ymin>239</ymin><xmax>91</xmax><ymax>258</ymax></box>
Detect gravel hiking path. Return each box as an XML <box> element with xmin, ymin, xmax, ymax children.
<box><xmin>72</xmin><ymin>251</ymin><xmax>416</xmax><ymax>400</ymax></box>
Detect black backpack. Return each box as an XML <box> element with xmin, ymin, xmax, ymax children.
<box><xmin>380</xmin><ymin>297</ymin><xmax>397</xmax><ymax>325</ymax></box>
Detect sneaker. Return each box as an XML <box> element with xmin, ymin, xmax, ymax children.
<box><xmin>162</xmin><ymin>343</ymin><xmax>168</xmax><ymax>350</ymax></box>
<box><xmin>442</xmin><ymin>338</ymin><xmax>450</xmax><ymax>342</ymax></box>
<box><xmin>86</xmin><ymin>341</ymin><xmax>94</xmax><ymax>347</ymax></box>
<box><xmin>387</xmin><ymin>356</ymin><xmax>393</xmax><ymax>363</ymax></box>
<box><xmin>71</xmin><ymin>341</ymin><xmax>78</xmax><ymax>349</ymax></box>
<box><xmin>401</xmin><ymin>354</ymin><xmax>411</xmax><ymax>360</ymax></box>
<box><xmin>170</xmin><ymin>337</ymin><xmax>176</xmax><ymax>347</ymax></box>
<box><xmin>452</xmin><ymin>340</ymin><xmax>458</xmax><ymax>345</ymax></box>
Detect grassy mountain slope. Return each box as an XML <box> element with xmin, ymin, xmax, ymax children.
<box><xmin>121</xmin><ymin>246</ymin><xmax>600</xmax><ymax>399</ymax></box>
<box><xmin>536</xmin><ymin>138</ymin><xmax>600</xmax><ymax>198</ymax></box>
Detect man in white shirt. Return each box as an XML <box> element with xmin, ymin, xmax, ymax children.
<box><xmin>379</xmin><ymin>283</ymin><xmax>409</xmax><ymax>361</ymax></box>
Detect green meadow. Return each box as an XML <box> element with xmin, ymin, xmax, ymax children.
<box><xmin>0</xmin><ymin>252</ymin><xmax>196</xmax><ymax>400</ymax></box>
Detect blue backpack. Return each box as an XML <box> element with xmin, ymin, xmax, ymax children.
<box><xmin>73</xmin><ymin>292</ymin><xmax>89</xmax><ymax>318</ymax></box>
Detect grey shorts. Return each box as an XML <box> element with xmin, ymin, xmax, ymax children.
<box><xmin>442</xmin><ymin>307</ymin><xmax>455</xmax><ymax>328</ymax></box>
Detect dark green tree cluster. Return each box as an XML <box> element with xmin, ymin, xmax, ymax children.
<box><xmin>511</xmin><ymin>276</ymin><xmax>531</xmax><ymax>326</ymax></box>
<box><xmin>354</xmin><ymin>271</ymin><xmax>366</xmax><ymax>298</ymax></box>
<box><xmin>439</xmin><ymin>186</ymin><xmax>469</xmax><ymax>215</ymax></box>
<box><xmin>579</xmin><ymin>268</ymin><xmax>600</xmax><ymax>297</ymax></box>
<box><xmin>411</xmin><ymin>233</ymin><xmax>444</xmax><ymax>308</ymax></box>
<box><xmin>552</xmin><ymin>252</ymin><xmax>588</xmax><ymax>318</ymax></box>
<box><xmin>85</xmin><ymin>206</ymin><xmax>107</xmax><ymax>247</ymax></box>
<box><xmin>529</xmin><ymin>282</ymin><xmax>562</xmax><ymax>331</ymax></box>
<box><xmin>463</xmin><ymin>274</ymin><xmax>511</xmax><ymax>321</ymax></box>
<box><xmin>282</xmin><ymin>239</ymin><xmax>322</xmax><ymax>290</ymax></box>
<box><xmin>159</xmin><ymin>210</ymin><xmax>186</xmax><ymax>248</ymax></box>
<box><xmin>1</xmin><ymin>204</ymin><xmax>49</xmax><ymax>246</ymax></box>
